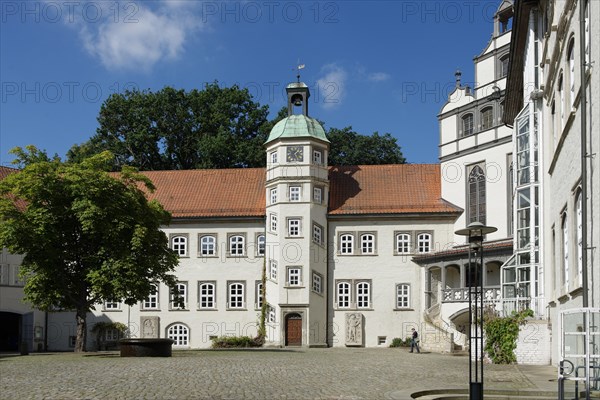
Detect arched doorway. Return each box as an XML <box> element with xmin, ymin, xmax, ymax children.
<box><xmin>0</xmin><ymin>312</ymin><xmax>21</xmax><ymax>352</ymax></box>
<box><xmin>285</xmin><ymin>313</ymin><xmax>302</xmax><ymax>346</ymax></box>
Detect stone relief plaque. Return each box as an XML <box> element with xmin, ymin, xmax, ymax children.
<box><xmin>345</xmin><ymin>313</ymin><xmax>363</xmax><ymax>346</ymax></box>
<box><xmin>141</xmin><ymin>316</ymin><xmax>160</xmax><ymax>339</ymax></box>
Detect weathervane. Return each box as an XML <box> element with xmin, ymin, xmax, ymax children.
<box><xmin>294</xmin><ymin>61</ymin><xmax>305</xmax><ymax>82</ymax></box>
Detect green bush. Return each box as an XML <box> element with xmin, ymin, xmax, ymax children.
<box><xmin>389</xmin><ymin>337</ymin><xmax>411</xmax><ymax>348</ymax></box>
<box><xmin>484</xmin><ymin>309</ymin><xmax>533</xmax><ymax>364</ymax></box>
<box><xmin>211</xmin><ymin>335</ymin><xmax>264</xmax><ymax>348</ymax></box>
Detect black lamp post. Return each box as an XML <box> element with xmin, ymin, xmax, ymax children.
<box><xmin>455</xmin><ymin>221</ymin><xmax>497</xmax><ymax>400</ymax></box>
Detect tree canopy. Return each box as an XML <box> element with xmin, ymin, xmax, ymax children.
<box><xmin>0</xmin><ymin>146</ymin><xmax>179</xmax><ymax>351</ymax></box>
<box><xmin>68</xmin><ymin>83</ymin><xmax>406</xmax><ymax>169</ymax></box>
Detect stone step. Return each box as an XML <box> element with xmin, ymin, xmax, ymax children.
<box><xmin>410</xmin><ymin>388</ymin><xmax>562</xmax><ymax>400</ymax></box>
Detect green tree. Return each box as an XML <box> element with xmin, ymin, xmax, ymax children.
<box><xmin>0</xmin><ymin>146</ymin><xmax>179</xmax><ymax>352</ymax></box>
<box><xmin>68</xmin><ymin>83</ymin><xmax>271</xmax><ymax>170</ymax></box>
<box><xmin>327</xmin><ymin>126</ymin><xmax>406</xmax><ymax>166</ymax></box>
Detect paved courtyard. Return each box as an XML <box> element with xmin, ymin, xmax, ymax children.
<box><xmin>0</xmin><ymin>348</ymin><xmax>557</xmax><ymax>399</ymax></box>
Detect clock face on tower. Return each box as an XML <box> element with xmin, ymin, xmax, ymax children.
<box><xmin>286</xmin><ymin>146</ymin><xmax>304</xmax><ymax>162</ymax></box>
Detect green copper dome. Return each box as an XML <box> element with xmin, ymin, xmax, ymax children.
<box><xmin>265</xmin><ymin>114</ymin><xmax>329</xmax><ymax>144</ymax></box>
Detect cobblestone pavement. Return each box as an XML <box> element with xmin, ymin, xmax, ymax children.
<box><xmin>0</xmin><ymin>348</ymin><xmax>556</xmax><ymax>399</ymax></box>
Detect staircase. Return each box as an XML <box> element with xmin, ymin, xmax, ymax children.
<box><xmin>423</xmin><ymin>304</ymin><xmax>465</xmax><ymax>354</ymax></box>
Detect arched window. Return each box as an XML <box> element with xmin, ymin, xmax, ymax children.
<box><xmin>356</xmin><ymin>282</ymin><xmax>370</xmax><ymax>308</ymax></box>
<box><xmin>229</xmin><ymin>235</ymin><xmax>245</xmax><ymax>256</ymax></box>
<box><xmin>396</xmin><ymin>233</ymin><xmax>411</xmax><ymax>254</ymax></box>
<box><xmin>360</xmin><ymin>234</ymin><xmax>374</xmax><ymax>254</ymax></box>
<box><xmin>417</xmin><ymin>233</ymin><xmax>432</xmax><ymax>253</ymax></box>
<box><xmin>562</xmin><ymin>213</ymin><xmax>569</xmax><ymax>291</ymax></box>
<box><xmin>468</xmin><ymin>165</ymin><xmax>486</xmax><ymax>224</ymax></box>
<box><xmin>481</xmin><ymin>107</ymin><xmax>494</xmax><ymax>130</ymax></box>
<box><xmin>199</xmin><ymin>282</ymin><xmax>215</xmax><ymax>309</ymax></box>
<box><xmin>257</xmin><ymin>235</ymin><xmax>266</xmax><ymax>256</ymax></box>
<box><xmin>462</xmin><ymin>114</ymin><xmax>474</xmax><ymax>136</ymax></box>
<box><xmin>336</xmin><ymin>282</ymin><xmax>351</xmax><ymax>308</ymax></box>
<box><xmin>558</xmin><ymin>73</ymin><xmax>564</xmax><ymax>128</ymax></box>
<box><xmin>340</xmin><ymin>234</ymin><xmax>354</xmax><ymax>254</ymax></box>
<box><xmin>167</xmin><ymin>323</ymin><xmax>189</xmax><ymax>346</ymax></box>
<box><xmin>576</xmin><ymin>192</ymin><xmax>583</xmax><ymax>286</ymax></box>
<box><xmin>171</xmin><ymin>236</ymin><xmax>187</xmax><ymax>256</ymax></box>
<box><xmin>228</xmin><ymin>282</ymin><xmax>244</xmax><ymax>308</ymax></box>
<box><xmin>568</xmin><ymin>39</ymin><xmax>576</xmax><ymax>109</ymax></box>
<box><xmin>200</xmin><ymin>235</ymin><xmax>216</xmax><ymax>256</ymax></box>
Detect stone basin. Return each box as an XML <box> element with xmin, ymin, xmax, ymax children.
<box><xmin>119</xmin><ymin>338</ymin><xmax>174</xmax><ymax>357</ymax></box>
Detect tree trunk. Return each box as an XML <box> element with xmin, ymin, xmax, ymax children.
<box><xmin>75</xmin><ymin>308</ymin><xmax>87</xmax><ymax>352</ymax></box>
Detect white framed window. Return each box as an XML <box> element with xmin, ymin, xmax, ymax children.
<box><xmin>287</xmin><ymin>267</ymin><xmax>302</xmax><ymax>286</ymax></box>
<box><xmin>568</xmin><ymin>39</ymin><xmax>575</xmax><ymax>109</ymax></box>
<box><xmin>336</xmin><ymin>281</ymin><xmax>351</xmax><ymax>308</ymax></box>
<box><xmin>270</xmin><ymin>214</ymin><xmax>277</xmax><ymax>233</ymax></box>
<box><xmin>417</xmin><ymin>233</ymin><xmax>432</xmax><ymax>253</ymax></box>
<box><xmin>396</xmin><ymin>233</ymin><xmax>411</xmax><ymax>254</ymax></box>
<box><xmin>270</xmin><ymin>188</ymin><xmax>277</xmax><ymax>205</ymax></box>
<box><xmin>167</xmin><ymin>323</ymin><xmax>189</xmax><ymax>346</ymax></box>
<box><xmin>228</xmin><ymin>282</ymin><xmax>245</xmax><ymax>309</ymax></box>
<box><xmin>396</xmin><ymin>284</ymin><xmax>410</xmax><ymax>309</ymax></box>
<box><xmin>255</xmin><ymin>281</ymin><xmax>263</xmax><ymax>309</ymax></box>
<box><xmin>143</xmin><ymin>284</ymin><xmax>159</xmax><ymax>309</ymax></box>
<box><xmin>200</xmin><ymin>235</ymin><xmax>216</xmax><ymax>256</ymax></box>
<box><xmin>558</xmin><ymin>73</ymin><xmax>564</xmax><ymax>128</ymax></box>
<box><xmin>289</xmin><ymin>186</ymin><xmax>301</xmax><ymax>201</ymax></box>
<box><xmin>313</xmin><ymin>224</ymin><xmax>323</xmax><ymax>245</ymax></box>
<box><xmin>340</xmin><ymin>234</ymin><xmax>354</xmax><ymax>255</ymax></box>
<box><xmin>468</xmin><ymin>165</ymin><xmax>486</xmax><ymax>224</ymax></box>
<box><xmin>11</xmin><ymin>265</ymin><xmax>26</xmax><ymax>286</ymax></box>
<box><xmin>312</xmin><ymin>272</ymin><xmax>322</xmax><ymax>294</ymax></box>
<box><xmin>356</xmin><ymin>281</ymin><xmax>370</xmax><ymax>309</ymax></box>
<box><xmin>562</xmin><ymin>213</ymin><xmax>569</xmax><ymax>291</ymax></box>
<box><xmin>267</xmin><ymin>305</ymin><xmax>276</xmax><ymax>323</ymax></box>
<box><xmin>104</xmin><ymin>299</ymin><xmax>120</xmax><ymax>310</ymax></box>
<box><xmin>269</xmin><ymin>260</ymin><xmax>278</xmax><ymax>281</ymax></box>
<box><xmin>481</xmin><ymin>106</ymin><xmax>494</xmax><ymax>130</ymax></box>
<box><xmin>313</xmin><ymin>150</ymin><xmax>323</xmax><ymax>165</ymax></box>
<box><xmin>360</xmin><ymin>233</ymin><xmax>375</xmax><ymax>254</ymax></box>
<box><xmin>288</xmin><ymin>218</ymin><xmax>301</xmax><ymax>237</ymax></box>
<box><xmin>313</xmin><ymin>187</ymin><xmax>322</xmax><ymax>203</ymax></box>
<box><xmin>257</xmin><ymin>234</ymin><xmax>266</xmax><ymax>256</ymax></box>
<box><xmin>170</xmin><ymin>282</ymin><xmax>187</xmax><ymax>310</ymax></box>
<box><xmin>270</xmin><ymin>151</ymin><xmax>278</xmax><ymax>164</ymax></box>
<box><xmin>198</xmin><ymin>282</ymin><xmax>216</xmax><ymax>309</ymax></box>
<box><xmin>171</xmin><ymin>235</ymin><xmax>188</xmax><ymax>256</ymax></box>
<box><xmin>576</xmin><ymin>192</ymin><xmax>583</xmax><ymax>286</ymax></box>
<box><xmin>462</xmin><ymin>113</ymin><xmax>474</xmax><ymax>136</ymax></box>
<box><xmin>229</xmin><ymin>235</ymin><xmax>245</xmax><ymax>256</ymax></box>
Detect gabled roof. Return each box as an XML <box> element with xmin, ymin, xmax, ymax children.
<box><xmin>328</xmin><ymin>164</ymin><xmax>462</xmax><ymax>216</ymax></box>
<box><xmin>141</xmin><ymin>169</ymin><xmax>266</xmax><ymax>218</ymax></box>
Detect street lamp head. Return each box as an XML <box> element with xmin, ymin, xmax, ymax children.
<box><xmin>455</xmin><ymin>222</ymin><xmax>498</xmax><ymax>243</ymax></box>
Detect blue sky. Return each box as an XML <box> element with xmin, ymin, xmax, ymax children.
<box><xmin>1</xmin><ymin>1</ymin><xmax>502</xmax><ymax>166</ymax></box>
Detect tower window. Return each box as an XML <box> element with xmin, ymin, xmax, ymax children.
<box><xmin>481</xmin><ymin>107</ymin><xmax>494</xmax><ymax>130</ymax></box>
<box><xmin>468</xmin><ymin>165</ymin><xmax>486</xmax><ymax>225</ymax></box>
<box><xmin>462</xmin><ymin>113</ymin><xmax>474</xmax><ymax>136</ymax></box>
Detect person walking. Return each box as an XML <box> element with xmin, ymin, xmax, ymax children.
<box><xmin>410</xmin><ymin>328</ymin><xmax>420</xmax><ymax>353</ymax></box>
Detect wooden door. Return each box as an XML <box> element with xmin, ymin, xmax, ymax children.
<box><xmin>285</xmin><ymin>314</ymin><xmax>302</xmax><ymax>346</ymax></box>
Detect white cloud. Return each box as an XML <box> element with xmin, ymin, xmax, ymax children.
<box><xmin>367</xmin><ymin>72</ymin><xmax>391</xmax><ymax>82</ymax></box>
<box><xmin>69</xmin><ymin>1</ymin><xmax>202</xmax><ymax>72</ymax></box>
<box><xmin>316</xmin><ymin>64</ymin><xmax>348</xmax><ymax>110</ymax></box>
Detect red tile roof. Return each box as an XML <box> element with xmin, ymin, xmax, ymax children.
<box><xmin>140</xmin><ymin>169</ymin><xmax>266</xmax><ymax>218</ymax></box>
<box><xmin>1</xmin><ymin>164</ymin><xmax>462</xmax><ymax>219</ymax></box>
<box><xmin>0</xmin><ymin>166</ymin><xmax>18</xmax><ymax>180</ymax></box>
<box><xmin>328</xmin><ymin>164</ymin><xmax>462</xmax><ymax>215</ymax></box>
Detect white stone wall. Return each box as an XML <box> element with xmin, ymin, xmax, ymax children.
<box><xmin>515</xmin><ymin>320</ymin><xmax>552</xmax><ymax>365</ymax></box>
<box><xmin>328</xmin><ymin>217</ymin><xmax>455</xmax><ymax>347</ymax></box>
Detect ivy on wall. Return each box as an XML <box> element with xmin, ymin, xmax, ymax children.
<box><xmin>483</xmin><ymin>309</ymin><xmax>534</xmax><ymax>364</ymax></box>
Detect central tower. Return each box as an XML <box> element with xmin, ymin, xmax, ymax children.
<box><xmin>264</xmin><ymin>82</ymin><xmax>330</xmax><ymax>347</ymax></box>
